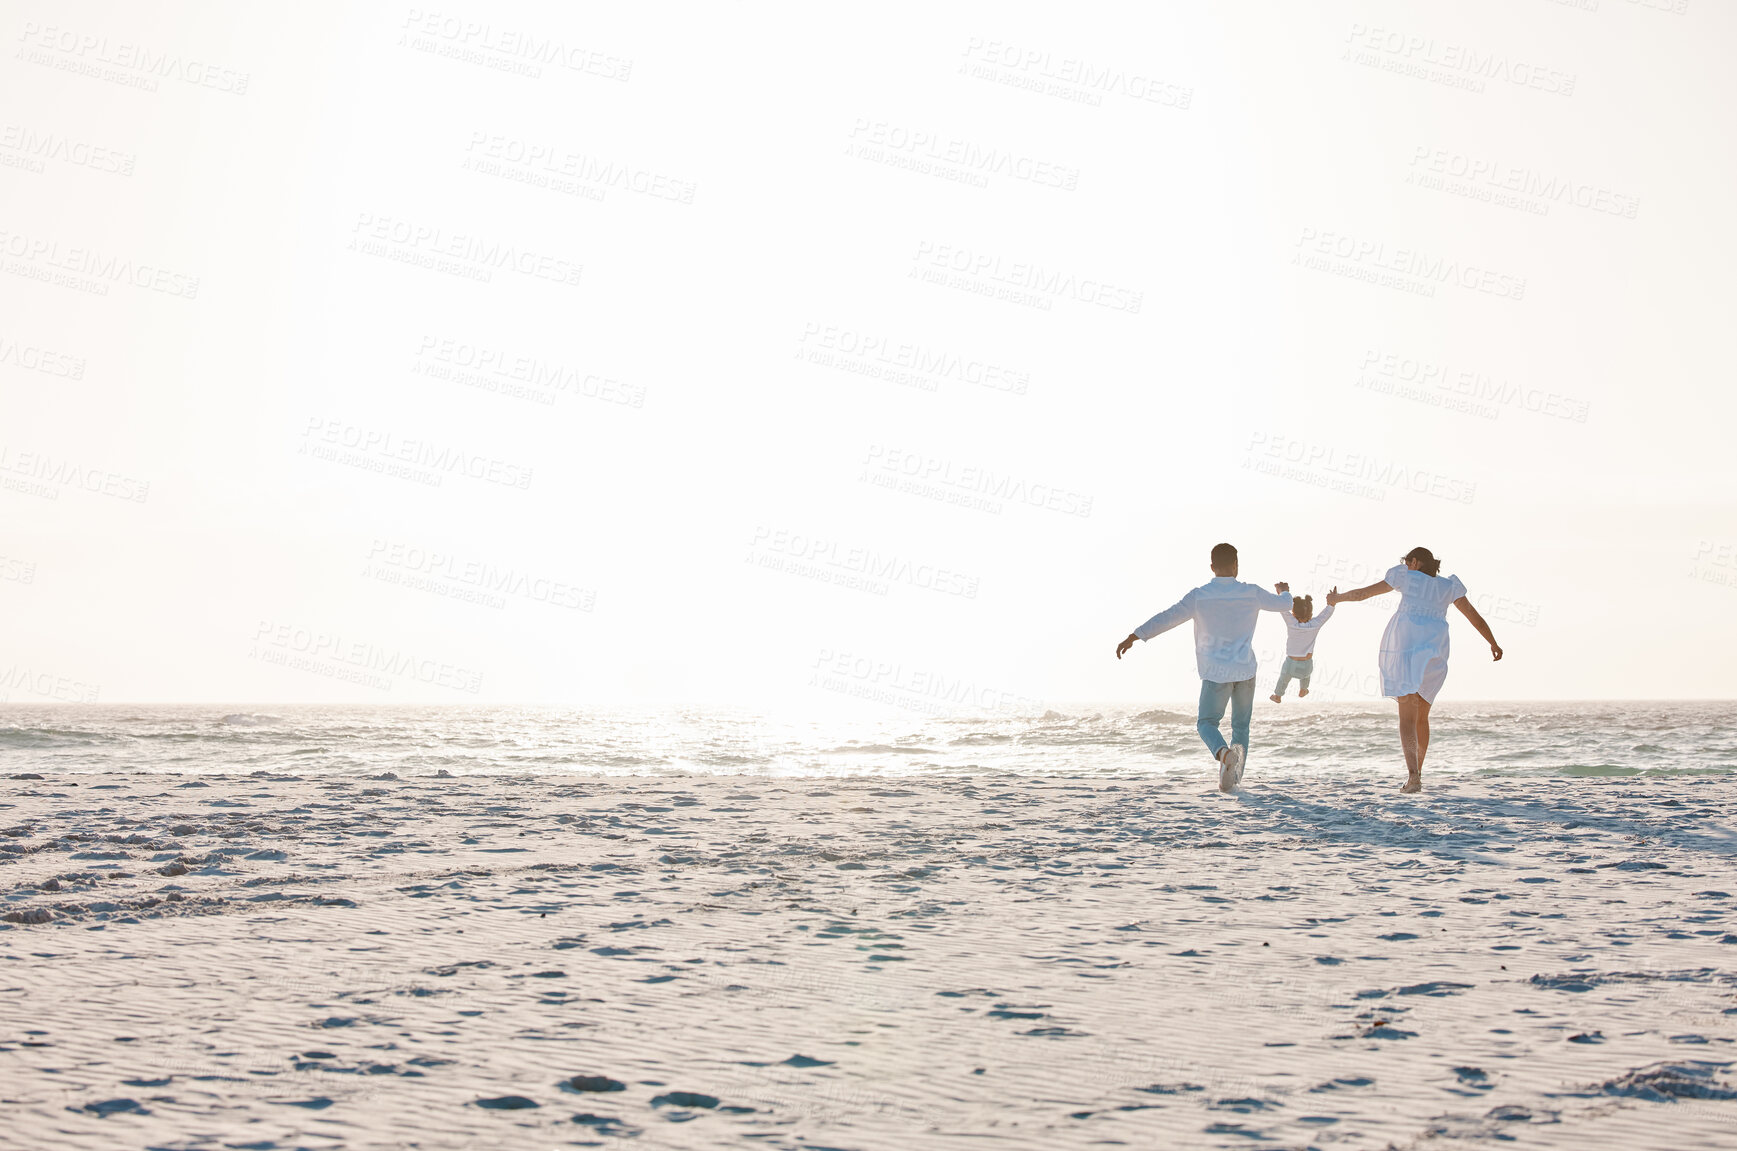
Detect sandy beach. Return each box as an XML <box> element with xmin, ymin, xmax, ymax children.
<box><xmin>2</xmin><ymin>770</ymin><xmax>1734</xmax><ymax>1149</ymax></box>
<box><xmin>6</xmin><ymin>0</ymin><xmax>1734</xmax><ymax>1143</ymax></box>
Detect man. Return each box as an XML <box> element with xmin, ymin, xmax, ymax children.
<box><xmin>1116</xmin><ymin>543</ymin><xmax>1292</xmax><ymax>792</ymax></box>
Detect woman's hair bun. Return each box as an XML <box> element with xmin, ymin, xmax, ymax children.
<box><xmin>1403</xmin><ymin>546</ymin><xmax>1442</xmax><ymax>577</ymax></box>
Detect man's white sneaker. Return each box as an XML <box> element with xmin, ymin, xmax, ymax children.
<box><xmin>1219</xmin><ymin>743</ymin><xmax>1245</xmax><ymax>792</ymax></box>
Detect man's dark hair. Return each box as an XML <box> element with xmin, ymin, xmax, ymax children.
<box><xmin>1210</xmin><ymin>542</ymin><xmax>1237</xmax><ymax>571</ymax></box>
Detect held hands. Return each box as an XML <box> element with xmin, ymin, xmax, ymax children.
<box><xmin>1324</xmin><ymin>585</ymin><xmax>1341</xmax><ymax>606</ymax></box>
<box><xmin>1274</xmin><ymin>582</ymin><xmax>1289</xmax><ymax>593</ymax></box>
<box><xmin>1115</xmin><ymin>633</ymin><xmax>1137</xmax><ymax>660</ymax></box>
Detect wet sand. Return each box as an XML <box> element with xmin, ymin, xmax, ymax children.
<box><xmin>3</xmin><ymin>771</ymin><xmax>1735</xmax><ymax>1149</ymax></box>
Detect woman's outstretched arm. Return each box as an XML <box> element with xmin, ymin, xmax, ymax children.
<box><xmin>1325</xmin><ymin>580</ymin><xmax>1391</xmax><ymax>606</ymax></box>
<box><xmin>1453</xmin><ymin>597</ymin><xmax>1504</xmax><ymax>661</ymax></box>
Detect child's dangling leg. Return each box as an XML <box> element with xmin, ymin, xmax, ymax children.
<box><xmin>1297</xmin><ymin>666</ymin><xmax>1312</xmax><ymax>698</ymax></box>
<box><xmin>1270</xmin><ymin>666</ymin><xmax>1293</xmax><ymax>704</ymax></box>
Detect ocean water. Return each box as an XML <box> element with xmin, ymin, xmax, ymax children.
<box><xmin>1</xmin><ymin>701</ymin><xmax>1733</xmax><ymax>780</ymax></box>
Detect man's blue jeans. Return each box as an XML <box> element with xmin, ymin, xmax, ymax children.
<box><xmin>1197</xmin><ymin>677</ymin><xmax>1254</xmax><ymax>760</ymax></box>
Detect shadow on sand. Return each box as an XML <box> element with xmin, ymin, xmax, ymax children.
<box><xmin>1229</xmin><ymin>782</ymin><xmax>1737</xmax><ymax>865</ymax></box>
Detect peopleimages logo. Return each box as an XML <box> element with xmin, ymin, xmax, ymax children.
<box><xmin>0</xmin><ymin>332</ymin><xmax>86</xmax><ymax>380</ymax></box>
<box><xmin>958</xmin><ymin>37</ymin><xmax>1193</xmax><ymax>110</ymax></box>
<box><xmin>348</xmin><ymin>212</ymin><xmax>581</xmax><ymax>287</ymax></box>
<box><xmin>462</xmin><ymin>133</ymin><xmax>694</xmax><ymax>204</ymax></box>
<box><xmin>413</xmin><ymin>335</ymin><xmax>644</xmax><ymax>408</ymax></box>
<box><xmin>1245</xmin><ymin>432</ymin><xmax>1476</xmax><ymax>505</ymax></box>
<box><xmin>299</xmin><ymin>417</ymin><xmax>533</xmax><ymax>490</ymax></box>
<box><xmin>399</xmin><ymin>9</ymin><xmax>632</xmax><ymax>81</ymax></box>
<box><xmin>0</xmin><ymin>227</ymin><xmax>200</xmax><ymax>299</ymax></box>
<box><xmin>810</xmin><ymin>648</ymin><xmax>1043</xmax><ymax>717</ymax></box>
<box><xmin>796</xmin><ymin>323</ymin><xmax>1029</xmax><ymax>396</ymax></box>
<box><xmin>0</xmin><ymin>665</ymin><xmax>99</xmax><ymax>702</ymax></box>
<box><xmin>846</xmin><ymin>118</ymin><xmax>1080</xmax><ymax>190</ymax></box>
<box><xmin>1689</xmin><ymin>540</ymin><xmax>1737</xmax><ymax>592</ymax></box>
<box><xmin>365</xmin><ymin>539</ymin><xmax>595</xmax><ymax>611</ymax></box>
<box><xmin>0</xmin><ymin>123</ymin><xmax>135</xmax><ymax>176</ymax></box>
<box><xmin>1356</xmin><ymin>349</ymin><xmax>1591</xmax><ymax>423</ymax></box>
<box><xmin>1406</xmin><ymin>146</ymin><xmax>1639</xmax><ymax>220</ymax></box>
<box><xmin>860</xmin><ymin>444</ymin><xmax>1093</xmax><ymax>518</ymax></box>
<box><xmin>0</xmin><ymin>554</ymin><xmax>38</xmax><ymax>584</ymax></box>
<box><xmin>250</xmin><ymin>620</ymin><xmax>484</xmax><ymax>694</ymax></box>
<box><xmin>1292</xmin><ymin>227</ymin><xmax>1525</xmax><ymax>302</ymax></box>
<box><xmin>15</xmin><ymin>21</ymin><xmax>252</xmax><ymax>94</ymax></box>
<box><xmin>748</xmin><ymin>526</ymin><xmax>980</xmax><ymax>599</ymax></box>
<box><xmin>1342</xmin><ymin>23</ymin><xmax>1576</xmax><ymax>96</ymax></box>
<box><xmin>911</xmin><ymin>241</ymin><xmax>1143</xmax><ymax>313</ymax></box>
<box><xmin>0</xmin><ymin>445</ymin><xmax>149</xmax><ymax>502</ymax></box>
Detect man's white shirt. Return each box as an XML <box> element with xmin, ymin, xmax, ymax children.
<box><xmin>1134</xmin><ymin>577</ymin><xmax>1294</xmax><ymax>683</ymax></box>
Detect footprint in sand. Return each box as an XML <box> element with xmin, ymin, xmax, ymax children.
<box><xmin>562</xmin><ymin>1074</ymin><xmax>626</xmax><ymax>1094</ymax></box>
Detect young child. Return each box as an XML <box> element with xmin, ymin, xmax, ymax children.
<box><xmin>1270</xmin><ymin>593</ymin><xmax>1334</xmax><ymax>702</ymax></box>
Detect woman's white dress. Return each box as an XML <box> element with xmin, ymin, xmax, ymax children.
<box><xmin>1378</xmin><ymin>564</ymin><xmax>1467</xmax><ymax>703</ymax></box>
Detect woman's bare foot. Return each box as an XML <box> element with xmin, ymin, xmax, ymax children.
<box><xmin>1269</xmin><ymin>693</ymin><xmax>1282</xmax><ymax>703</ymax></box>
<box><xmin>1400</xmin><ymin>770</ymin><xmax>1422</xmax><ymax>794</ymax></box>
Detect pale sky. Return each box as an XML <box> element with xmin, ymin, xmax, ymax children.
<box><xmin>3</xmin><ymin>0</ymin><xmax>1734</xmax><ymax>707</ymax></box>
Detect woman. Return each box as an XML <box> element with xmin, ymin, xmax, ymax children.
<box><xmin>1325</xmin><ymin>547</ymin><xmax>1502</xmax><ymax>792</ymax></box>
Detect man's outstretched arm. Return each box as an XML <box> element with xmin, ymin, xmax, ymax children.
<box><xmin>1116</xmin><ymin>595</ymin><xmax>1192</xmax><ymax>660</ymax></box>
<box><xmin>1257</xmin><ymin>582</ymin><xmax>1294</xmax><ymax>611</ymax></box>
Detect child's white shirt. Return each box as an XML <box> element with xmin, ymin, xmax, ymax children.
<box><xmin>1282</xmin><ymin>603</ymin><xmax>1334</xmax><ymax>657</ymax></box>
